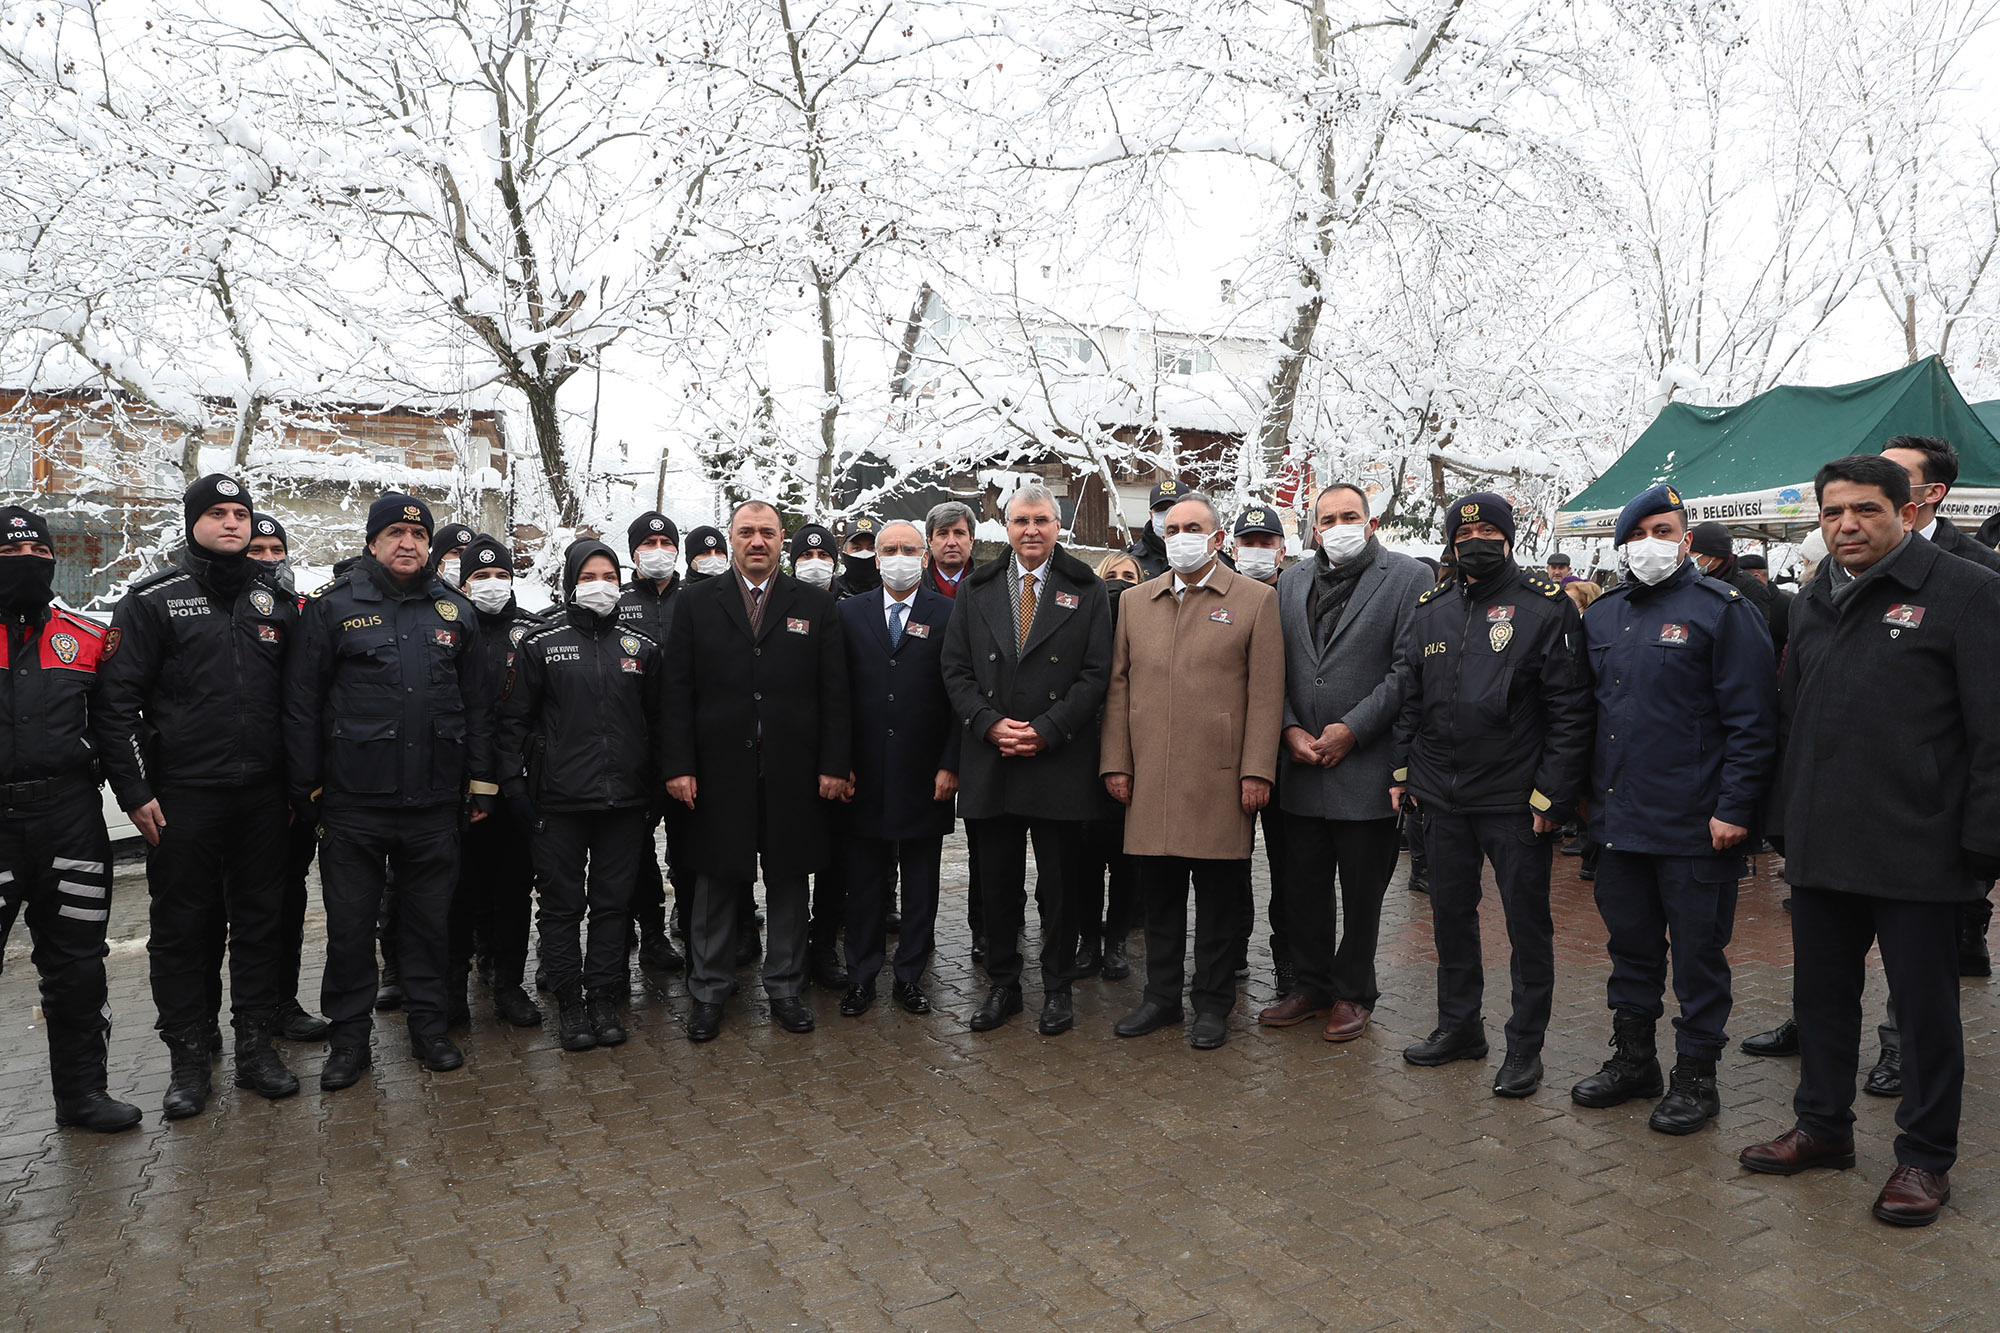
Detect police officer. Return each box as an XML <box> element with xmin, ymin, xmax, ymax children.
<box><xmin>1391</xmin><ymin>492</ymin><xmax>1590</xmax><ymax>1097</ymax></box>
<box><xmin>430</xmin><ymin>521</ymin><xmax>477</xmax><ymax>586</ymax></box>
<box><xmin>685</xmin><ymin>525</ymin><xmax>730</xmax><ymax>581</ymax></box>
<box><xmin>498</xmin><ymin>539</ymin><xmax>663</xmax><ymax>1051</ymax></box>
<box><xmin>791</xmin><ymin>524</ymin><xmax>850</xmax><ymax>986</ymax></box>
<box><xmin>1229</xmin><ymin>503</ymin><xmax>1292</xmax><ymax>990</ymax></box>
<box><xmin>0</xmin><ymin>507</ymin><xmax>142</xmax><ymax>1132</ymax></box>
<box><xmin>1570</xmin><ymin>484</ymin><xmax>1778</xmax><ymax>1134</ymax></box>
<box><xmin>284</xmin><ymin>491</ymin><xmax>495</xmax><ymax>1088</ymax></box>
<box><xmin>452</xmin><ymin>535</ymin><xmax>544</xmax><ymax>1027</ymax></box>
<box><xmin>791</xmin><ymin>523</ymin><xmax>838</xmax><ymax>593</ymax></box>
<box><xmin>831</xmin><ymin>518</ymin><xmax>881</xmax><ymax>599</ymax></box>
<box><xmin>1124</xmin><ymin>480</ymin><xmax>1181</xmax><ymax>578</ymax></box>
<box><xmin>616</xmin><ymin>511</ymin><xmax>688</xmax><ymax>975</ymax></box>
<box><xmin>96</xmin><ymin>475</ymin><xmax>302</xmax><ymax>1117</ymax></box>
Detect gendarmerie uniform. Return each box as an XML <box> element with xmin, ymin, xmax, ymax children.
<box><xmin>0</xmin><ymin>505</ymin><xmax>140</xmax><ymax>1131</ymax></box>
<box><xmin>283</xmin><ymin>494</ymin><xmax>494</xmax><ymax>1075</ymax></box>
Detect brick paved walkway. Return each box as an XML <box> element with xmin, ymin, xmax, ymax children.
<box><xmin>3</xmin><ymin>836</ymin><xmax>1996</xmax><ymax>1329</ymax></box>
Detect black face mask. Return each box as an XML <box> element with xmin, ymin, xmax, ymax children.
<box><xmin>0</xmin><ymin>555</ymin><xmax>56</xmax><ymax>617</ymax></box>
<box><xmin>1453</xmin><ymin>538</ymin><xmax>1508</xmax><ymax>582</ymax></box>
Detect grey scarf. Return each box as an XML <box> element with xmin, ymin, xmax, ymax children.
<box><xmin>1309</xmin><ymin>537</ymin><xmax>1379</xmax><ymax>650</ymax></box>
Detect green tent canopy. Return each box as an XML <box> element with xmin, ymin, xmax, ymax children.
<box><xmin>1558</xmin><ymin>357</ymin><xmax>2000</xmax><ymax>538</ymax></box>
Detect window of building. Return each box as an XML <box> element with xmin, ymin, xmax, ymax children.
<box><xmin>0</xmin><ymin>423</ymin><xmax>35</xmax><ymax>491</ymax></box>
<box><xmin>1156</xmin><ymin>343</ymin><xmax>1214</xmax><ymax>376</ymax></box>
<box><xmin>1031</xmin><ymin>334</ymin><xmax>1096</xmax><ymax>367</ymax></box>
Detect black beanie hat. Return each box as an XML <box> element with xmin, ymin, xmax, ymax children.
<box><xmin>561</xmin><ymin>538</ymin><xmax>621</xmax><ymax>600</ymax></box>
<box><xmin>0</xmin><ymin>505</ymin><xmax>54</xmax><ymax>549</ymax></box>
<box><xmin>433</xmin><ymin>521</ymin><xmax>476</xmax><ymax>557</ymax></box>
<box><xmin>628</xmin><ymin>511</ymin><xmax>680</xmax><ymax>555</ymax></box>
<box><xmin>1689</xmin><ymin>521</ymin><xmax>1734</xmax><ymax>558</ymax></box>
<box><xmin>1443</xmin><ymin>491</ymin><xmax>1516</xmax><ymax>546</ymax></box>
<box><xmin>686</xmin><ymin>525</ymin><xmax>726</xmax><ymax>556</ymax></box>
<box><xmin>367</xmin><ymin>491</ymin><xmax>434</xmax><ymax>543</ymax></box>
<box><xmin>184</xmin><ymin>474</ymin><xmax>251</xmax><ymax>537</ymax></box>
<box><xmin>250</xmin><ymin>512</ymin><xmax>288</xmax><ymax>552</ymax></box>
<box><xmin>790</xmin><ymin>524</ymin><xmax>835</xmax><ymax>564</ymax></box>
<box><xmin>460</xmin><ymin>534</ymin><xmax>512</xmax><ymax>583</ymax></box>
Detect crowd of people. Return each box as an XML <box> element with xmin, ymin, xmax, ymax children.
<box><xmin>0</xmin><ymin>433</ymin><xmax>1994</xmax><ymax>1232</ymax></box>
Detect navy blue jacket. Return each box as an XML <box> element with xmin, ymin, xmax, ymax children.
<box><xmin>1581</xmin><ymin>559</ymin><xmax>1778</xmax><ymax>857</ymax></box>
<box><xmin>838</xmin><ymin>585</ymin><xmax>961</xmax><ymax>841</ymax></box>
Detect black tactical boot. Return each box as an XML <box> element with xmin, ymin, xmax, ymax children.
<box><xmin>272</xmin><ymin>999</ymin><xmax>330</xmax><ymax>1043</ymax></box>
<box><xmin>587</xmin><ymin>994</ymin><xmax>627</xmax><ymax>1046</ymax></box>
<box><xmin>160</xmin><ymin>1023</ymin><xmax>213</xmax><ymax>1120</ymax></box>
<box><xmin>52</xmin><ymin>1025</ymin><xmax>142</xmax><ymax>1133</ymax></box>
<box><xmin>1649</xmin><ymin>1055</ymin><xmax>1721</xmax><ymax>1135</ymax></box>
<box><xmin>493</xmin><ymin>980</ymin><xmax>543</xmax><ymax>1027</ymax></box>
<box><xmin>1101</xmin><ymin>938</ymin><xmax>1131</xmax><ymax>982</ymax></box>
<box><xmin>232</xmin><ymin>1011</ymin><xmax>302</xmax><ymax>1100</ymax></box>
<box><xmin>557</xmin><ymin>988</ymin><xmax>596</xmax><ymax>1052</ymax></box>
<box><xmin>1571</xmin><ymin>1010</ymin><xmax>1664</xmax><ymax>1108</ymax></box>
<box><xmin>374</xmin><ymin>959</ymin><xmax>404</xmax><ymax>1011</ymax></box>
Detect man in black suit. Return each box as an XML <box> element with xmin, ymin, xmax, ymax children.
<box><xmin>662</xmin><ymin>500</ymin><xmax>852</xmax><ymax>1041</ymax></box>
<box><xmin>837</xmin><ymin>521</ymin><xmax>960</xmax><ymax>1016</ymax></box>
<box><xmin>941</xmin><ymin>483</ymin><xmax>1112</xmax><ymax>1036</ymax></box>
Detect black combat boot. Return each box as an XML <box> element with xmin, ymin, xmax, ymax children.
<box><xmin>1570</xmin><ymin>1010</ymin><xmax>1664</xmax><ymax>1108</ymax></box>
<box><xmin>52</xmin><ymin>1025</ymin><xmax>142</xmax><ymax>1132</ymax></box>
<box><xmin>232</xmin><ymin>1011</ymin><xmax>302</xmax><ymax>1100</ymax></box>
<box><xmin>160</xmin><ymin>1023</ymin><xmax>213</xmax><ymax>1120</ymax></box>
<box><xmin>557</xmin><ymin>987</ymin><xmax>596</xmax><ymax>1052</ymax></box>
<box><xmin>272</xmin><ymin>999</ymin><xmax>330</xmax><ymax>1042</ymax></box>
<box><xmin>587</xmin><ymin>994</ymin><xmax>627</xmax><ymax>1046</ymax></box>
<box><xmin>374</xmin><ymin>958</ymin><xmax>404</xmax><ymax>1011</ymax></box>
<box><xmin>492</xmin><ymin>975</ymin><xmax>543</xmax><ymax>1027</ymax></box>
<box><xmin>1649</xmin><ymin>1055</ymin><xmax>1721</xmax><ymax>1135</ymax></box>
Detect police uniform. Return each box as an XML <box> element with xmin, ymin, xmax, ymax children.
<box><xmin>95</xmin><ymin>474</ymin><xmax>303</xmax><ymax>1114</ymax></box>
<box><xmin>1391</xmin><ymin>493</ymin><xmax>1590</xmax><ymax>1090</ymax></box>
<box><xmin>683</xmin><ymin>525</ymin><xmax>729</xmax><ymax>582</ymax></box>
<box><xmin>498</xmin><ymin>540</ymin><xmax>663</xmax><ymax>1050</ymax></box>
<box><xmin>1572</xmin><ymin>484</ymin><xmax>1778</xmax><ymax>1133</ymax></box>
<box><xmin>1230</xmin><ymin>505</ymin><xmax>1290</xmax><ymax>985</ymax></box>
<box><xmin>615</xmin><ymin>512</ymin><xmax>687</xmax><ymax>973</ymax></box>
<box><xmin>283</xmin><ymin>493</ymin><xmax>494</xmax><ymax>1080</ymax></box>
<box><xmin>1123</xmin><ymin>479</ymin><xmax>1181</xmax><ymax>579</ymax></box>
<box><xmin>831</xmin><ymin>517</ymin><xmax>882</xmax><ymax>600</ymax></box>
<box><xmin>0</xmin><ymin>506</ymin><xmax>140</xmax><ymax>1131</ymax></box>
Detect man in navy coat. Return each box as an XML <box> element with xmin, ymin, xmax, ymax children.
<box><xmin>837</xmin><ymin>521</ymin><xmax>961</xmax><ymax>1015</ymax></box>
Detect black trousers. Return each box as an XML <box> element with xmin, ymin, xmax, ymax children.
<box><xmin>810</xmin><ymin>816</ymin><xmax>849</xmax><ymax>957</ymax></box>
<box><xmin>965</xmin><ymin>818</ymin><xmax>986</xmax><ymax>946</ymax></box>
<box><xmin>968</xmin><ymin>815</ymin><xmax>1084</xmax><ymax>993</ymax></box>
<box><xmin>319</xmin><ymin>804</ymin><xmax>460</xmax><ymax>1046</ymax></box>
<box><xmin>1258</xmin><ymin>805</ymin><xmax>1291</xmax><ymax>969</ymax></box>
<box><xmin>1139</xmin><ymin>855</ymin><xmax>1247</xmax><ymax>1017</ymax></box>
<box><xmin>1425</xmin><ymin>808</ymin><xmax>1555</xmax><ymax>1056</ymax></box>
<box><xmin>1285</xmin><ymin>814</ymin><xmax>1401</xmax><ymax>1008</ymax></box>
<box><xmin>278</xmin><ymin>813</ymin><xmax>318</xmax><ymax>1007</ymax></box>
<box><xmin>1594</xmin><ymin>850</ymin><xmax>1740</xmax><ymax>1059</ymax></box>
<box><xmin>845</xmin><ymin>834</ymin><xmax>941</xmax><ymax>986</ymax></box>
<box><xmin>1792</xmin><ymin>887</ymin><xmax>1963</xmax><ymax>1173</ymax></box>
<box><xmin>0</xmin><ymin>788</ymin><xmax>115</xmax><ymax>1099</ymax></box>
<box><xmin>1078</xmin><ymin>814</ymin><xmax>1137</xmax><ymax>949</ymax></box>
<box><xmin>454</xmin><ymin>807</ymin><xmax>535</xmax><ymax>986</ymax></box>
<box><xmin>630</xmin><ymin>803</ymin><xmax>695</xmax><ymax>945</ymax></box>
<box><xmin>147</xmin><ymin>784</ymin><xmax>288</xmax><ymax>1032</ymax></box>
<box><xmin>533</xmin><ymin>807</ymin><xmax>648</xmax><ymax>997</ymax></box>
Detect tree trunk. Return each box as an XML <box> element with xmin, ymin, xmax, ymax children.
<box><xmin>526</xmin><ymin>387</ymin><xmax>580</xmax><ymax>527</ymax></box>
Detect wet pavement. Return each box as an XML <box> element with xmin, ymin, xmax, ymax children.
<box><xmin>3</xmin><ymin>834</ymin><xmax>1996</xmax><ymax>1330</ymax></box>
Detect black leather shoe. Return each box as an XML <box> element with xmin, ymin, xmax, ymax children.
<box><xmin>558</xmin><ymin>998</ymin><xmax>597</xmax><ymax>1051</ymax></box>
<box><xmin>1190</xmin><ymin>1013</ymin><xmax>1228</xmax><ymax>1050</ymax></box>
<box><xmin>1650</xmin><ymin>1057</ymin><xmax>1720</xmax><ymax>1135</ymax></box>
<box><xmin>54</xmin><ymin>1091</ymin><xmax>142</xmax><ymax>1133</ymax></box>
<box><xmin>1741</xmin><ymin>1018</ymin><xmax>1799</xmax><ymax>1057</ymax></box>
<box><xmin>893</xmin><ymin>981</ymin><xmax>931</xmax><ymax>1014</ymax></box>
<box><xmin>770</xmin><ymin>996</ymin><xmax>816</xmax><ymax>1033</ymax></box>
<box><xmin>840</xmin><ymin>983</ymin><xmax>877</xmax><ymax>1017</ymax></box>
<box><xmin>686</xmin><ymin>1001</ymin><xmax>724</xmax><ymax>1042</ymax></box>
<box><xmin>1403</xmin><ymin>1027</ymin><xmax>1490</xmax><ymax>1066</ymax></box>
<box><xmin>588</xmin><ymin>996</ymin><xmax>627</xmax><ymax>1046</ymax></box>
<box><xmin>639</xmin><ymin>936</ymin><xmax>685</xmax><ymax>973</ymax></box>
<box><xmin>1100</xmin><ymin>940</ymin><xmax>1131</xmax><ymax>981</ymax></box>
<box><xmin>970</xmin><ymin>986</ymin><xmax>1022</xmax><ymax>1032</ymax></box>
<box><xmin>273</xmin><ymin>1001</ymin><xmax>331</xmax><ymax>1043</ymax></box>
<box><xmin>1493</xmin><ymin>1052</ymin><xmax>1543</xmax><ymax>1098</ymax></box>
<box><xmin>1865</xmin><ymin>1045</ymin><xmax>1902</xmax><ymax>1097</ymax></box>
<box><xmin>493</xmin><ymin>985</ymin><xmax>543</xmax><ymax>1028</ymax></box>
<box><xmin>1065</xmin><ymin>944</ymin><xmax>1101</xmax><ymax>981</ymax></box>
<box><xmin>320</xmin><ymin>1045</ymin><xmax>371</xmax><ymax>1091</ymax></box>
<box><xmin>411</xmin><ymin>1034</ymin><xmax>464</xmax><ymax>1072</ymax></box>
<box><xmin>374</xmin><ymin>976</ymin><xmax>404</xmax><ymax>1011</ymax></box>
<box><xmin>1114</xmin><ymin>1000</ymin><xmax>1184</xmax><ymax>1038</ymax></box>
<box><xmin>1037</xmin><ymin>990</ymin><xmax>1074</xmax><ymax>1036</ymax></box>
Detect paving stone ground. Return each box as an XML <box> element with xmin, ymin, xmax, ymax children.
<box><xmin>3</xmin><ymin>833</ymin><xmax>1997</xmax><ymax>1330</ymax></box>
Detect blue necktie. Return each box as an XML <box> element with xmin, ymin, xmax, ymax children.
<box><xmin>889</xmin><ymin>602</ymin><xmax>907</xmax><ymax>646</ymax></box>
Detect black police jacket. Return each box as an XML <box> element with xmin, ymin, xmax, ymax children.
<box><xmin>615</xmin><ymin>576</ymin><xmax>680</xmax><ymax>645</ymax></box>
<box><xmin>1929</xmin><ymin>514</ymin><xmax>2000</xmax><ymax>574</ymax></box>
<box><xmin>283</xmin><ymin>554</ymin><xmax>494</xmax><ymax>811</ymax></box>
<box><xmin>0</xmin><ymin>605</ymin><xmax>110</xmax><ymax>786</ymax></box>
<box><xmin>475</xmin><ymin>599</ymin><xmax>546</xmax><ymax>703</ymax></box>
<box><xmin>95</xmin><ymin>550</ymin><xmax>295</xmax><ymax>809</ymax></box>
<box><xmin>1391</xmin><ymin>561</ymin><xmax>1590</xmax><ymax>817</ymax></box>
<box><xmin>1124</xmin><ymin>526</ymin><xmax>1169</xmax><ymax>579</ymax></box>
<box><xmin>1581</xmin><ymin>560</ymin><xmax>1778</xmax><ymax>857</ymax></box>
<box><xmin>496</xmin><ymin>605</ymin><xmax>662</xmax><ymax>812</ymax></box>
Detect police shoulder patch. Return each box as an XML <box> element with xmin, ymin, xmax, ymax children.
<box><xmin>434</xmin><ymin>599</ymin><xmax>459</xmax><ymax>622</ymax></box>
<box><xmin>249</xmin><ymin>587</ymin><xmax>275</xmax><ymax>616</ymax></box>
<box><xmin>1693</xmin><ymin>577</ymin><xmax>1742</xmax><ymax>601</ymax></box>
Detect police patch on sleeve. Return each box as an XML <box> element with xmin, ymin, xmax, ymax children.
<box><xmin>50</xmin><ymin>633</ymin><xmax>78</xmax><ymax>664</ymax></box>
<box><xmin>249</xmin><ymin>588</ymin><xmax>275</xmax><ymax>616</ymax></box>
<box><xmin>102</xmin><ymin>627</ymin><xmax>121</xmax><ymax>660</ymax></box>
<box><xmin>509</xmin><ymin>624</ymin><xmax>528</xmax><ymax>645</ymax></box>
<box><xmin>434</xmin><ymin>599</ymin><xmax>459</xmax><ymax>622</ymax></box>
<box><xmin>619</xmin><ymin>635</ymin><xmax>640</xmax><ymax>656</ymax></box>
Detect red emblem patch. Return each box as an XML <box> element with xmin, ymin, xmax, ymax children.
<box><xmin>102</xmin><ymin>627</ymin><xmax>121</xmax><ymax>659</ymax></box>
<box><xmin>1487</xmin><ymin>605</ymin><xmax>1516</xmax><ymax>622</ymax></box>
<box><xmin>1208</xmin><ymin>608</ymin><xmax>1234</xmax><ymax>624</ymax></box>
<box><xmin>256</xmin><ymin>624</ymin><xmax>279</xmax><ymax>643</ymax></box>
<box><xmin>786</xmin><ymin>618</ymin><xmax>810</xmax><ymax>634</ymax></box>
<box><xmin>1659</xmin><ymin>623</ymin><xmax>1689</xmax><ymax>645</ymax></box>
<box><xmin>1884</xmin><ymin>604</ymin><xmax>1925</xmax><ymax>627</ymax></box>
<box><xmin>431</xmin><ymin>628</ymin><xmax>456</xmax><ymax>647</ymax></box>
<box><xmin>620</xmin><ymin>657</ymin><xmax>642</xmax><ymax>673</ymax></box>
<box><xmin>1054</xmin><ymin>591</ymin><xmax>1079</xmax><ymax>609</ymax></box>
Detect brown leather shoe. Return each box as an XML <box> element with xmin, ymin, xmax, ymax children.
<box><xmin>1738</xmin><ymin>1127</ymin><xmax>1857</xmax><ymax>1176</ymax></box>
<box><xmin>1872</xmin><ymin>1165</ymin><xmax>1950</xmax><ymax>1227</ymax></box>
<box><xmin>1257</xmin><ymin>993</ymin><xmax>1332</xmax><ymax>1028</ymax></box>
<box><xmin>1321</xmin><ymin>1000</ymin><xmax>1372</xmax><ymax>1043</ymax></box>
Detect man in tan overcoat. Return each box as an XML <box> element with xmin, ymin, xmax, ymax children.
<box><xmin>1101</xmin><ymin>495</ymin><xmax>1285</xmax><ymax>1049</ymax></box>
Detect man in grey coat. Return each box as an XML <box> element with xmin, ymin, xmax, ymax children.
<box><xmin>1257</xmin><ymin>483</ymin><xmax>1432</xmax><ymax>1042</ymax></box>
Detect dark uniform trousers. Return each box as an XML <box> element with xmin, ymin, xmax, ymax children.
<box><xmin>1792</xmin><ymin>887</ymin><xmax>1962</xmax><ymax>1173</ymax></box>
<box><xmin>845</xmin><ymin>835</ymin><xmax>941</xmax><ymax>986</ymax></box>
<box><xmin>1254</xmin><ymin>805</ymin><xmax>1290</xmax><ymax>971</ymax></box>
<box><xmin>1284</xmin><ymin>814</ymin><xmax>1401</xmax><ymax>1008</ymax></box>
<box><xmin>1139</xmin><ymin>855</ymin><xmax>1247</xmax><ymax>1016</ymax></box>
<box><xmin>533</xmin><ymin>807</ymin><xmax>648</xmax><ymax>996</ymax></box>
<box><xmin>970</xmin><ymin>815</ymin><xmax>1084</xmax><ymax>992</ymax></box>
<box><xmin>1425</xmin><ymin>808</ymin><xmax>1555</xmax><ymax>1055</ymax></box>
<box><xmin>319</xmin><ymin>805</ymin><xmax>460</xmax><ymax>1044</ymax></box>
<box><xmin>1080</xmin><ymin>811</ymin><xmax>1137</xmax><ymax>951</ymax></box>
<box><xmin>810</xmin><ymin>817</ymin><xmax>849</xmax><ymax>960</ymax></box>
<box><xmin>277</xmin><ymin>814</ymin><xmax>319</xmax><ymax>1008</ymax></box>
<box><xmin>1593</xmin><ymin>849</ymin><xmax>1740</xmax><ymax>1059</ymax></box>
<box><xmin>0</xmin><ymin>786</ymin><xmax>116</xmax><ymax>1099</ymax></box>
<box><xmin>148</xmin><ymin>784</ymin><xmax>288</xmax><ymax>1030</ymax></box>
<box><xmin>452</xmin><ymin>808</ymin><xmax>535</xmax><ymax>986</ymax></box>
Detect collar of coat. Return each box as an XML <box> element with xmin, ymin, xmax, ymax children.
<box><xmin>1811</xmin><ymin>531</ymin><xmax>1933</xmax><ymax>605</ymax></box>
<box><xmin>1143</xmin><ymin>561</ymin><xmax>1238</xmax><ymax>600</ymax></box>
<box><xmin>966</xmin><ymin>543</ymin><xmax>1095</xmax><ymax>589</ymax></box>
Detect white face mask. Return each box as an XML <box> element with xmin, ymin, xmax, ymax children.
<box><xmin>1151</xmin><ymin>511</ymin><xmax>1169</xmax><ymax>538</ymax></box>
<box><xmin>1623</xmin><ymin>536</ymin><xmax>1686</xmax><ymax>586</ymax></box>
<box><xmin>1164</xmin><ymin>531</ymin><xmax>1216</xmax><ymax>577</ymax></box>
<box><xmin>635</xmin><ymin>547</ymin><xmax>676</xmax><ymax>581</ymax></box>
<box><xmin>1235</xmin><ymin>548</ymin><xmax>1280</xmax><ymax>582</ymax></box>
<box><xmin>572</xmin><ymin>579</ymin><xmax>620</xmax><ymax>617</ymax></box>
<box><xmin>467</xmin><ymin>579</ymin><xmax>512</xmax><ymax>615</ymax></box>
<box><xmin>692</xmin><ymin>553</ymin><xmax>729</xmax><ymax>576</ymax></box>
<box><xmin>439</xmin><ymin>558</ymin><xmax>460</xmax><ymax>588</ymax></box>
<box><xmin>879</xmin><ymin>553</ymin><xmax>924</xmax><ymax>592</ymax></box>
<box><xmin>1318</xmin><ymin>523</ymin><xmax>1369</xmax><ymax>563</ymax></box>
<box><xmin>795</xmin><ymin>559</ymin><xmax>834</xmax><ymax>588</ymax></box>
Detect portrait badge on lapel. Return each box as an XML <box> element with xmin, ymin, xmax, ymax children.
<box><xmin>1209</xmin><ymin>608</ymin><xmax>1233</xmax><ymax>625</ymax></box>
<box><xmin>1054</xmin><ymin>591</ymin><xmax>1079</xmax><ymax>609</ymax></box>
<box><xmin>905</xmin><ymin>621</ymin><xmax>930</xmax><ymax>639</ymax></box>
<box><xmin>786</xmin><ymin>617</ymin><xmax>810</xmax><ymax>635</ymax></box>
<box><xmin>1884</xmin><ymin>604</ymin><xmax>1924</xmax><ymax>638</ymax></box>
